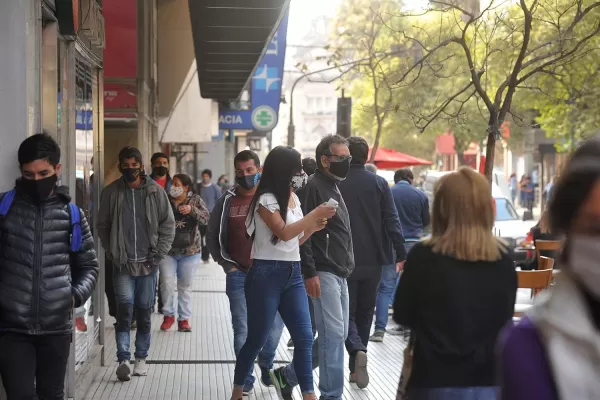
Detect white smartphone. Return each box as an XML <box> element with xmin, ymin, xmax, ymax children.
<box><xmin>326</xmin><ymin>198</ymin><xmax>339</xmax><ymax>208</ymax></box>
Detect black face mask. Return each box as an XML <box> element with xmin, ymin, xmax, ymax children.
<box><xmin>328</xmin><ymin>158</ymin><xmax>350</xmax><ymax>181</ymax></box>
<box><xmin>152</xmin><ymin>166</ymin><xmax>168</xmax><ymax>177</ymax></box>
<box><xmin>17</xmin><ymin>175</ymin><xmax>58</xmax><ymax>203</ymax></box>
<box><xmin>122</xmin><ymin>168</ymin><xmax>142</xmax><ymax>183</ymax></box>
<box><xmin>235</xmin><ymin>173</ymin><xmax>260</xmax><ymax>191</ymax></box>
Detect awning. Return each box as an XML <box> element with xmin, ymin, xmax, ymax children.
<box><xmin>369</xmin><ymin>147</ymin><xmax>433</xmax><ymax>170</ymax></box>
<box><xmin>188</xmin><ymin>0</ymin><xmax>291</xmax><ymax>101</ymax></box>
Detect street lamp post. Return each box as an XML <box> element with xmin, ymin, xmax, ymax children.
<box><xmin>285</xmin><ymin>51</ymin><xmax>400</xmax><ymax>148</ymax></box>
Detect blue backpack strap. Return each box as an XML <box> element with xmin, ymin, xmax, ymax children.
<box><xmin>68</xmin><ymin>203</ymin><xmax>82</xmax><ymax>253</ymax></box>
<box><xmin>0</xmin><ymin>189</ymin><xmax>16</xmax><ymax>217</ymax></box>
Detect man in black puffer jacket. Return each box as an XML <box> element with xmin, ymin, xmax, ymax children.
<box><xmin>0</xmin><ymin>133</ymin><xmax>99</xmax><ymax>400</ymax></box>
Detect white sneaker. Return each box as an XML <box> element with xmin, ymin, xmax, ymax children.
<box><xmin>116</xmin><ymin>361</ymin><xmax>131</xmax><ymax>381</ymax></box>
<box><xmin>133</xmin><ymin>359</ymin><xmax>148</xmax><ymax>376</ymax></box>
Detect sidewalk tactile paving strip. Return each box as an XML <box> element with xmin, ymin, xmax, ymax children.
<box><xmin>79</xmin><ymin>262</ymin><xmax>407</xmax><ymax>399</ymax></box>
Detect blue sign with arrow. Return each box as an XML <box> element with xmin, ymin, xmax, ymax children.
<box><xmin>218</xmin><ymin>10</ymin><xmax>289</xmax><ymax>131</ymax></box>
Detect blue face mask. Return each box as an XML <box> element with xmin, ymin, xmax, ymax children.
<box><xmin>235</xmin><ymin>173</ymin><xmax>260</xmax><ymax>190</ymax></box>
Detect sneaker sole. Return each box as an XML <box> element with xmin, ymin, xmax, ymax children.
<box><xmin>178</xmin><ymin>329</ymin><xmax>192</xmax><ymax>332</ymax></box>
<box><xmin>369</xmin><ymin>336</ymin><xmax>384</xmax><ymax>342</ymax></box>
<box><xmin>268</xmin><ymin>370</ymin><xmax>287</xmax><ymax>400</ymax></box>
<box><xmin>116</xmin><ymin>364</ymin><xmax>131</xmax><ymax>382</ymax></box>
<box><xmin>354</xmin><ymin>351</ymin><xmax>369</xmax><ymax>389</ymax></box>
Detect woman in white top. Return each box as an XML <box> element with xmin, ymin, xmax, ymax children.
<box><xmin>230</xmin><ymin>146</ymin><xmax>336</xmax><ymax>400</ymax></box>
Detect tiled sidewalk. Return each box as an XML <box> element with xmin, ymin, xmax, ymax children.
<box><xmin>78</xmin><ymin>262</ymin><xmax>408</xmax><ymax>399</ymax></box>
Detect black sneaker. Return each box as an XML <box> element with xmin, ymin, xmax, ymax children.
<box><xmin>260</xmin><ymin>367</ymin><xmax>274</xmax><ymax>387</ymax></box>
<box><xmin>287</xmin><ymin>338</ymin><xmax>294</xmax><ymax>348</ymax></box>
<box><xmin>269</xmin><ymin>367</ymin><xmax>294</xmax><ymax>400</ymax></box>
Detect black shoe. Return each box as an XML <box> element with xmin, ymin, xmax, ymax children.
<box><xmin>260</xmin><ymin>367</ymin><xmax>274</xmax><ymax>387</ymax></box>
<box><xmin>269</xmin><ymin>367</ymin><xmax>293</xmax><ymax>400</ymax></box>
<box><xmin>287</xmin><ymin>338</ymin><xmax>294</xmax><ymax>348</ymax></box>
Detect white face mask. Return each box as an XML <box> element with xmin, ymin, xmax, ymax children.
<box><xmin>169</xmin><ymin>186</ymin><xmax>184</xmax><ymax>198</ymax></box>
<box><xmin>569</xmin><ymin>235</ymin><xmax>600</xmax><ymax>298</ymax></box>
<box><xmin>291</xmin><ymin>172</ymin><xmax>308</xmax><ymax>191</ymax></box>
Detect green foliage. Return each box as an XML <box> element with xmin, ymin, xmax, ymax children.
<box><xmin>329</xmin><ymin>0</ymin><xmax>600</xmax><ymax>172</ymax></box>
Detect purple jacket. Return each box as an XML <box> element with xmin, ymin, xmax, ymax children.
<box><xmin>499</xmin><ymin>317</ymin><xmax>558</xmax><ymax>399</ymax></box>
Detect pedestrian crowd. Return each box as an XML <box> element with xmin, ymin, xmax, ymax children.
<box><xmin>0</xmin><ymin>131</ymin><xmax>597</xmax><ymax>400</ymax></box>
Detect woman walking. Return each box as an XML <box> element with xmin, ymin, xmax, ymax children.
<box><xmin>229</xmin><ymin>146</ymin><xmax>336</xmax><ymax>400</ymax></box>
<box><xmin>160</xmin><ymin>174</ymin><xmax>209</xmax><ymax>332</ymax></box>
<box><xmin>500</xmin><ymin>136</ymin><xmax>600</xmax><ymax>399</ymax></box>
<box><xmin>394</xmin><ymin>167</ymin><xmax>517</xmax><ymax>400</ymax></box>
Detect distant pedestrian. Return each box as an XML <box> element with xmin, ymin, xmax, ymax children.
<box><xmin>218</xmin><ymin>174</ymin><xmax>232</xmax><ymax>191</ymax></box>
<box><xmin>159</xmin><ymin>174</ymin><xmax>209</xmax><ymax>333</ymax></box>
<box><xmin>365</xmin><ymin>163</ymin><xmax>377</xmax><ymax>173</ymax></box>
<box><xmin>371</xmin><ymin>168</ymin><xmax>429</xmax><ymax>342</ymax></box>
<box><xmin>198</xmin><ymin>169</ymin><xmax>221</xmax><ymax>262</ymax></box>
<box><xmin>509</xmin><ymin>173</ymin><xmax>518</xmax><ymax>204</ymax></box>
<box><xmin>302</xmin><ymin>157</ymin><xmax>317</xmax><ymax>176</ymax></box>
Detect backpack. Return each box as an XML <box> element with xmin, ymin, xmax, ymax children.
<box><xmin>0</xmin><ymin>189</ymin><xmax>82</xmax><ymax>252</ymax></box>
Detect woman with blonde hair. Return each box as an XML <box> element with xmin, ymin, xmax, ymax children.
<box><xmin>393</xmin><ymin>167</ymin><xmax>517</xmax><ymax>400</ymax></box>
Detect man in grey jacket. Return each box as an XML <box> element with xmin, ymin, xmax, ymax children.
<box><xmin>97</xmin><ymin>146</ymin><xmax>175</xmax><ymax>382</ymax></box>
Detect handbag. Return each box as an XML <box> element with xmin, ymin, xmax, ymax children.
<box><xmin>397</xmin><ymin>331</ymin><xmax>415</xmax><ymax>400</ymax></box>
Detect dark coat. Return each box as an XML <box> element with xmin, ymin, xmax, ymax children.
<box><xmin>0</xmin><ymin>185</ymin><xmax>99</xmax><ymax>335</ymax></box>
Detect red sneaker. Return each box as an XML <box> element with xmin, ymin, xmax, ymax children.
<box><xmin>160</xmin><ymin>316</ymin><xmax>175</xmax><ymax>331</ymax></box>
<box><xmin>75</xmin><ymin>317</ymin><xmax>88</xmax><ymax>332</ymax></box>
<box><xmin>178</xmin><ymin>320</ymin><xmax>192</xmax><ymax>332</ymax></box>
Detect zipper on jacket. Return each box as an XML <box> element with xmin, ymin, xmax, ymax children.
<box><xmin>132</xmin><ymin>189</ymin><xmax>137</xmax><ymax>260</ymax></box>
<box><xmin>218</xmin><ymin>192</ymin><xmax>237</xmax><ymax>265</ymax></box>
<box><xmin>325</xmin><ymin>233</ymin><xmax>330</xmax><ymax>258</ymax></box>
<box><xmin>33</xmin><ymin>203</ymin><xmax>43</xmax><ymax>334</ymax></box>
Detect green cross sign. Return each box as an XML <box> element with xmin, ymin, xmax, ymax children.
<box><xmin>251</xmin><ymin>106</ymin><xmax>277</xmax><ymax>131</ymax></box>
<box><xmin>256</xmin><ymin>111</ymin><xmax>273</xmax><ymax>127</ymax></box>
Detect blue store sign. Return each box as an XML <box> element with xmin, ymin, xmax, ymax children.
<box><xmin>218</xmin><ymin>11</ymin><xmax>289</xmax><ymax>131</ymax></box>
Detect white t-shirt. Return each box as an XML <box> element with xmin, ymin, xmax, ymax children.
<box><xmin>246</xmin><ymin>192</ymin><xmax>304</xmax><ymax>262</ymax></box>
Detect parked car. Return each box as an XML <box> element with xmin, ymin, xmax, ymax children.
<box><xmin>424</xmin><ymin>171</ymin><xmax>536</xmax><ymax>263</ymax></box>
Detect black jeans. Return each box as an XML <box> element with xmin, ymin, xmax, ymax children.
<box><xmin>345</xmin><ymin>266</ymin><xmax>383</xmax><ymax>372</ymax></box>
<box><xmin>0</xmin><ymin>333</ymin><xmax>71</xmax><ymax>400</ymax></box>
<box><xmin>199</xmin><ymin>225</ymin><xmax>209</xmax><ymax>261</ymax></box>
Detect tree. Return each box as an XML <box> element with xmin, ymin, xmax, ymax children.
<box><xmin>330</xmin><ymin>0</ymin><xmax>409</xmax><ymax>161</ymax></box>
<box><xmin>383</xmin><ymin>0</ymin><xmax>600</xmax><ymax>179</ymax></box>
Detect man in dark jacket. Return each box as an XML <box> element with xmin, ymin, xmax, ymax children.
<box><xmin>372</xmin><ymin>168</ymin><xmax>430</xmax><ymax>340</ymax></box>
<box><xmin>270</xmin><ymin>134</ymin><xmax>355</xmax><ymax>400</ymax></box>
<box><xmin>206</xmin><ymin>150</ymin><xmax>284</xmax><ymax>394</ymax></box>
<box><xmin>97</xmin><ymin>146</ymin><xmax>175</xmax><ymax>382</ymax></box>
<box><xmin>0</xmin><ymin>133</ymin><xmax>98</xmax><ymax>400</ymax></box>
<box><xmin>338</xmin><ymin>137</ymin><xmax>407</xmax><ymax>387</ymax></box>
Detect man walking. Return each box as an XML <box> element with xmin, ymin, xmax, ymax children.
<box><xmin>98</xmin><ymin>146</ymin><xmax>175</xmax><ymax>382</ymax></box>
<box><xmin>206</xmin><ymin>150</ymin><xmax>284</xmax><ymax>395</ymax></box>
<box><xmin>270</xmin><ymin>135</ymin><xmax>355</xmax><ymax>400</ymax></box>
<box><xmin>338</xmin><ymin>137</ymin><xmax>406</xmax><ymax>388</ymax></box>
<box><xmin>199</xmin><ymin>169</ymin><xmax>221</xmax><ymax>263</ymax></box>
<box><xmin>370</xmin><ymin>168</ymin><xmax>429</xmax><ymax>341</ymax></box>
<box><xmin>150</xmin><ymin>152</ymin><xmax>173</xmax><ymax>313</ymax></box>
<box><xmin>0</xmin><ymin>133</ymin><xmax>99</xmax><ymax>399</ymax></box>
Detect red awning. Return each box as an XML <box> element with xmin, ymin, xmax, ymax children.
<box><xmin>368</xmin><ymin>147</ymin><xmax>432</xmax><ymax>170</ymax></box>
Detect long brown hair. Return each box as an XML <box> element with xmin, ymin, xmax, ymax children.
<box><xmin>425</xmin><ymin>167</ymin><xmax>504</xmax><ymax>261</ymax></box>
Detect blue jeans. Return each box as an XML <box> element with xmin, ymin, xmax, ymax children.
<box><xmin>374</xmin><ymin>242</ymin><xmax>417</xmax><ymax>331</ymax></box>
<box><xmin>226</xmin><ymin>269</ymin><xmax>284</xmax><ymax>388</ymax></box>
<box><xmin>113</xmin><ymin>268</ymin><xmax>157</xmax><ymax>362</ymax></box>
<box><xmin>233</xmin><ymin>260</ymin><xmax>314</xmax><ymax>395</ymax></box>
<box><xmin>407</xmin><ymin>387</ymin><xmax>498</xmax><ymax>400</ymax></box>
<box><xmin>311</xmin><ymin>271</ymin><xmax>349</xmax><ymax>400</ymax></box>
<box><xmin>159</xmin><ymin>254</ymin><xmax>200</xmax><ymax>320</ymax></box>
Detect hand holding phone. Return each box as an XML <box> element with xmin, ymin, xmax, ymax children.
<box><xmin>326</xmin><ymin>198</ymin><xmax>339</xmax><ymax>208</ymax></box>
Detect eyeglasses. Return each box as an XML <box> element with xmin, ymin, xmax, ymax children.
<box><xmin>324</xmin><ymin>153</ymin><xmax>352</xmax><ymax>163</ymax></box>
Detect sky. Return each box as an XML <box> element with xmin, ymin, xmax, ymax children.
<box><xmin>287</xmin><ymin>0</ymin><xmax>342</xmax><ymax>43</ymax></box>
